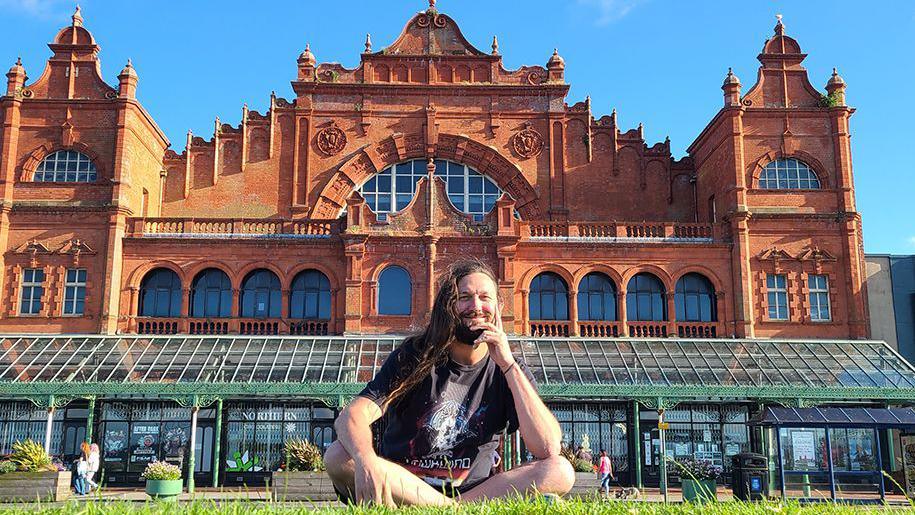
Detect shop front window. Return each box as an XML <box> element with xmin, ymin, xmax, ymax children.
<box><xmin>0</xmin><ymin>401</ymin><xmax>63</xmax><ymax>455</ymax></box>
<box><xmin>548</xmin><ymin>403</ymin><xmax>628</xmax><ymax>475</ymax></box>
<box><xmin>224</xmin><ymin>403</ymin><xmax>326</xmax><ymax>478</ymax></box>
<box><xmin>99</xmin><ymin>402</ymin><xmax>192</xmax><ymax>480</ymax></box>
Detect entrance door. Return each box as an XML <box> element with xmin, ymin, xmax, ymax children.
<box><xmin>311</xmin><ymin>422</ymin><xmax>335</xmax><ymax>453</ymax></box>
<box><xmin>60</xmin><ymin>421</ymin><xmax>87</xmax><ymax>463</ymax></box>
<box><xmin>192</xmin><ymin>422</ymin><xmax>215</xmax><ymax>486</ymax></box>
<box><xmin>640</xmin><ymin>428</ymin><xmax>663</xmax><ymax>487</ymax></box>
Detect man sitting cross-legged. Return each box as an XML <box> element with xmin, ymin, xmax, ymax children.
<box><xmin>326</xmin><ymin>260</ymin><xmax>574</xmax><ymax>506</ymax></box>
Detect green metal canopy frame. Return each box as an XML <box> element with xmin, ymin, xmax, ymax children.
<box><xmin>0</xmin><ymin>335</ymin><xmax>913</xmax><ymax>410</ymax></box>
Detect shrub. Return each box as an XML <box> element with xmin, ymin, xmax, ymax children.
<box><xmin>284</xmin><ymin>438</ymin><xmax>325</xmax><ymax>472</ymax></box>
<box><xmin>573</xmin><ymin>458</ymin><xmax>594</xmax><ymax>473</ymax></box>
<box><xmin>10</xmin><ymin>439</ymin><xmax>55</xmax><ymax>472</ymax></box>
<box><xmin>141</xmin><ymin>460</ymin><xmax>181</xmax><ymax>481</ymax></box>
<box><xmin>0</xmin><ymin>460</ymin><xmax>16</xmax><ymax>474</ymax></box>
<box><xmin>559</xmin><ymin>445</ymin><xmax>576</xmax><ymax>467</ymax></box>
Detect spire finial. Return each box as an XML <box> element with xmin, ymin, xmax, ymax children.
<box><xmin>15</xmin><ymin>56</ymin><xmax>21</xmax><ymax>66</ymax></box>
<box><xmin>126</xmin><ymin>58</ymin><xmax>132</xmax><ymax>67</ymax></box>
<box><xmin>429</xmin><ymin>0</ymin><xmax>436</xmax><ymax>8</ymax></box>
<box><xmin>832</xmin><ymin>67</ymin><xmax>838</xmax><ymax>76</ymax></box>
<box><xmin>72</xmin><ymin>5</ymin><xmax>83</xmax><ymax>27</ymax></box>
<box><xmin>365</xmin><ymin>33</ymin><xmax>372</xmax><ymax>53</ymax></box>
<box><xmin>774</xmin><ymin>13</ymin><xmax>785</xmax><ymax>35</ymax></box>
<box><xmin>491</xmin><ymin>35</ymin><xmax>499</xmax><ymax>55</ymax></box>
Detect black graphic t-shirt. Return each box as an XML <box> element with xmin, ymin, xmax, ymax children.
<box><xmin>358</xmin><ymin>343</ymin><xmax>535</xmax><ymax>492</ymax></box>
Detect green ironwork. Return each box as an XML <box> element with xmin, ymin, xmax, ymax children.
<box><xmin>632</xmin><ymin>400</ymin><xmax>641</xmax><ymax>489</ymax></box>
<box><xmin>85</xmin><ymin>396</ymin><xmax>96</xmax><ymax>443</ymax></box>
<box><xmin>213</xmin><ymin>399</ymin><xmax>223</xmax><ymax>488</ymax></box>
<box><xmin>187</xmin><ymin>405</ymin><xmax>198</xmax><ymax>494</ymax></box>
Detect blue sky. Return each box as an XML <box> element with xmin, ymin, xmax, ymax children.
<box><xmin>1</xmin><ymin>0</ymin><xmax>913</xmax><ymax>254</ymax></box>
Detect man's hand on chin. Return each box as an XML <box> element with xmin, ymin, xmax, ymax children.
<box><xmin>470</xmin><ymin>308</ymin><xmax>515</xmax><ymax>372</ymax></box>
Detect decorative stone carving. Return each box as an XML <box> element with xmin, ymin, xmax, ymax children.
<box><xmin>512</xmin><ymin>123</ymin><xmax>544</xmax><ymax>159</ymax></box>
<box><xmin>315</xmin><ymin>122</ymin><xmax>347</xmax><ymax>156</ymax></box>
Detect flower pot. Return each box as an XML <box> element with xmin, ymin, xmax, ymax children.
<box><xmin>0</xmin><ymin>471</ymin><xmax>71</xmax><ymax>502</ymax></box>
<box><xmin>145</xmin><ymin>478</ymin><xmax>183</xmax><ymax>501</ymax></box>
<box><xmin>682</xmin><ymin>478</ymin><xmax>716</xmax><ymax>503</ymax></box>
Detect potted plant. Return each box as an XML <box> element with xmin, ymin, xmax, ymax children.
<box><xmin>272</xmin><ymin>438</ymin><xmax>335</xmax><ymax>501</ymax></box>
<box><xmin>142</xmin><ymin>460</ymin><xmax>182</xmax><ymax>502</ymax></box>
<box><xmin>676</xmin><ymin>458</ymin><xmax>721</xmax><ymax>503</ymax></box>
<box><xmin>0</xmin><ymin>439</ymin><xmax>70</xmax><ymax>502</ymax></box>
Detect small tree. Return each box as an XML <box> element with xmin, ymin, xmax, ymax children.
<box><xmin>284</xmin><ymin>439</ymin><xmax>325</xmax><ymax>472</ymax></box>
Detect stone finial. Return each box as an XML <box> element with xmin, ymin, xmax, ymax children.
<box><xmin>723</xmin><ymin>67</ymin><xmax>740</xmax><ymax>86</ymax></box>
<box><xmin>491</xmin><ymin>35</ymin><xmax>499</xmax><ymax>55</ymax></box>
<box><xmin>364</xmin><ymin>33</ymin><xmax>372</xmax><ymax>53</ymax></box>
<box><xmin>72</xmin><ymin>5</ymin><xmax>83</xmax><ymax>27</ymax></box>
<box><xmin>429</xmin><ymin>0</ymin><xmax>436</xmax><ymax>8</ymax></box>
<box><xmin>826</xmin><ymin>67</ymin><xmax>847</xmax><ymax>106</ymax></box>
<box><xmin>298</xmin><ymin>43</ymin><xmax>316</xmax><ymax>66</ymax></box>
<box><xmin>827</xmin><ymin>67</ymin><xmax>845</xmax><ymax>87</ymax></box>
<box><xmin>547</xmin><ymin>48</ymin><xmax>565</xmax><ymax>69</ymax></box>
<box><xmin>15</xmin><ymin>56</ymin><xmax>21</xmax><ymax>66</ymax></box>
<box><xmin>722</xmin><ymin>67</ymin><xmax>742</xmax><ymax>107</ymax></box>
<box><xmin>774</xmin><ymin>13</ymin><xmax>785</xmax><ymax>36</ymax></box>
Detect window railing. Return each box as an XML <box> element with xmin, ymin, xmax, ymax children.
<box><xmin>577</xmin><ymin>320</ymin><xmax>622</xmax><ymax>337</ymax></box>
<box><xmin>521</xmin><ymin>221</ymin><xmax>716</xmax><ymax>241</ymax></box>
<box><xmin>676</xmin><ymin>322</ymin><xmax>718</xmax><ymax>338</ymax></box>
<box><xmin>127</xmin><ymin>218</ymin><xmax>341</xmax><ymax>238</ymax></box>
<box><xmin>627</xmin><ymin>322</ymin><xmax>668</xmax><ymax>338</ymax></box>
<box><xmin>131</xmin><ymin>317</ymin><xmax>331</xmax><ymax>336</ymax></box>
<box><xmin>529</xmin><ymin>320</ymin><xmax>572</xmax><ymax>337</ymax></box>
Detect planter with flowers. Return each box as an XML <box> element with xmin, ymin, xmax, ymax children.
<box><xmin>272</xmin><ymin>438</ymin><xmax>335</xmax><ymax>501</ymax></box>
<box><xmin>676</xmin><ymin>458</ymin><xmax>721</xmax><ymax>503</ymax></box>
<box><xmin>142</xmin><ymin>461</ymin><xmax>182</xmax><ymax>501</ymax></box>
<box><xmin>0</xmin><ymin>439</ymin><xmax>70</xmax><ymax>502</ymax></box>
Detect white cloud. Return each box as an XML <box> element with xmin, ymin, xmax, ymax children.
<box><xmin>0</xmin><ymin>0</ymin><xmax>72</xmax><ymax>19</ymax></box>
<box><xmin>909</xmin><ymin>236</ymin><xmax>915</xmax><ymax>248</ymax></box>
<box><xmin>577</xmin><ymin>0</ymin><xmax>644</xmax><ymax>26</ymax></box>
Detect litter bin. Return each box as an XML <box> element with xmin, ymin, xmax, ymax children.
<box><xmin>731</xmin><ymin>452</ymin><xmax>768</xmax><ymax>501</ymax></box>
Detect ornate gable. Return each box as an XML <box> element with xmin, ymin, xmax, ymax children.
<box><xmin>380</xmin><ymin>2</ymin><xmax>487</xmax><ymax>56</ymax></box>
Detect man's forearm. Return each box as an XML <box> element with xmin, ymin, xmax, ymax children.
<box><xmin>505</xmin><ymin>365</ymin><xmax>562</xmax><ymax>458</ymax></box>
<box><xmin>335</xmin><ymin>410</ymin><xmax>378</xmax><ymax>465</ymax></box>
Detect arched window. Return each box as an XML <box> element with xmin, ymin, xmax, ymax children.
<box><xmin>139</xmin><ymin>268</ymin><xmax>181</xmax><ymax>317</ymax></box>
<box><xmin>530</xmin><ymin>272</ymin><xmax>569</xmax><ymax>320</ymax></box>
<box><xmin>577</xmin><ymin>272</ymin><xmax>617</xmax><ymax>321</ymax></box>
<box><xmin>358</xmin><ymin>159</ymin><xmax>502</xmax><ymax>221</ymax></box>
<box><xmin>378</xmin><ymin>266</ymin><xmax>411</xmax><ymax>315</ymax></box>
<box><xmin>190</xmin><ymin>268</ymin><xmax>232</xmax><ymax>318</ymax></box>
<box><xmin>758</xmin><ymin>158</ymin><xmax>821</xmax><ymax>189</ymax></box>
<box><xmin>290</xmin><ymin>270</ymin><xmax>332</xmax><ymax>319</ymax></box>
<box><xmin>239</xmin><ymin>269</ymin><xmax>281</xmax><ymax>319</ymax></box>
<box><xmin>675</xmin><ymin>273</ymin><xmax>717</xmax><ymax>322</ymax></box>
<box><xmin>34</xmin><ymin>150</ymin><xmax>97</xmax><ymax>182</ymax></box>
<box><xmin>626</xmin><ymin>273</ymin><xmax>666</xmax><ymax>321</ymax></box>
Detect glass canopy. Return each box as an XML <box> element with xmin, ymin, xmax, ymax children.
<box><xmin>0</xmin><ymin>336</ymin><xmax>912</xmax><ymax>403</ymax></box>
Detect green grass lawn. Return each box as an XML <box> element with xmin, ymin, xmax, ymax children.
<box><xmin>3</xmin><ymin>499</ymin><xmax>914</xmax><ymax>514</ymax></box>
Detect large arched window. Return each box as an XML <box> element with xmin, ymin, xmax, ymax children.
<box><xmin>675</xmin><ymin>273</ymin><xmax>717</xmax><ymax>322</ymax></box>
<box><xmin>190</xmin><ymin>268</ymin><xmax>232</xmax><ymax>318</ymax></box>
<box><xmin>239</xmin><ymin>269</ymin><xmax>281</xmax><ymax>319</ymax></box>
<box><xmin>358</xmin><ymin>159</ymin><xmax>502</xmax><ymax>221</ymax></box>
<box><xmin>577</xmin><ymin>272</ymin><xmax>617</xmax><ymax>321</ymax></box>
<box><xmin>530</xmin><ymin>272</ymin><xmax>569</xmax><ymax>320</ymax></box>
<box><xmin>378</xmin><ymin>266</ymin><xmax>411</xmax><ymax>315</ymax></box>
<box><xmin>290</xmin><ymin>270</ymin><xmax>332</xmax><ymax>319</ymax></box>
<box><xmin>626</xmin><ymin>273</ymin><xmax>666</xmax><ymax>321</ymax></box>
<box><xmin>758</xmin><ymin>158</ymin><xmax>821</xmax><ymax>189</ymax></box>
<box><xmin>34</xmin><ymin>150</ymin><xmax>97</xmax><ymax>182</ymax></box>
<box><xmin>139</xmin><ymin>268</ymin><xmax>181</xmax><ymax>317</ymax></box>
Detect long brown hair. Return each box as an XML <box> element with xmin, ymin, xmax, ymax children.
<box><xmin>383</xmin><ymin>259</ymin><xmax>498</xmax><ymax>409</ymax></box>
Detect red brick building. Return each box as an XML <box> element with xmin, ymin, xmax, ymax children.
<box><xmin>0</xmin><ymin>6</ymin><xmax>867</xmax><ymax>341</ymax></box>
<box><xmin>0</xmin><ymin>5</ymin><xmax>902</xmax><ymax>495</ymax></box>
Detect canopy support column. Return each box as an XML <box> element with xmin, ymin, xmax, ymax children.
<box><xmin>85</xmin><ymin>396</ymin><xmax>96</xmax><ymax>443</ymax></box>
<box><xmin>43</xmin><ymin>400</ymin><xmax>55</xmax><ymax>454</ymax></box>
<box><xmin>188</xmin><ymin>404</ymin><xmax>199</xmax><ymax>494</ymax></box>
<box><xmin>212</xmin><ymin>399</ymin><xmax>223</xmax><ymax>488</ymax></box>
<box><xmin>824</xmin><ymin>425</ymin><xmax>836</xmax><ymax>501</ymax></box>
<box><xmin>658</xmin><ymin>408</ymin><xmax>668</xmax><ymax>503</ymax></box>
<box><xmin>631</xmin><ymin>401</ymin><xmax>642</xmax><ymax>488</ymax></box>
<box><xmin>875</xmin><ymin>428</ymin><xmax>885</xmax><ymax>503</ymax></box>
<box><xmin>775</xmin><ymin>427</ymin><xmax>786</xmax><ymax>500</ymax></box>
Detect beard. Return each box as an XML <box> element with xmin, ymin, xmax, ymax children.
<box><xmin>453</xmin><ymin>311</ymin><xmax>489</xmax><ymax>346</ymax></box>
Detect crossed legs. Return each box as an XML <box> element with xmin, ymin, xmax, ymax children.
<box><xmin>324</xmin><ymin>440</ymin><xmax>575</xmax><ymax>506</ymax></box>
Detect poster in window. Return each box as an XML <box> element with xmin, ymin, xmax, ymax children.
<box><xmin>791</xmin><ymin>431</ymin><xmax>815</xmax><ymax>464</ymax></box>
<box><xmin>103</xmin><ymin>426</ymin><xmax>127</xmax><ymax>463</ymax></box>
<box><xmin>901</xmin><ymin>436</ymin><xmax>915</xmax><ymax>497</ymax></box>
<box><xmin>129</xmin><ymin>424</ymin><xmax>160</xmax><ymax>465</ymax></box>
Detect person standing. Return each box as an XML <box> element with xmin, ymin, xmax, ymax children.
<box><xmin>597</xmin><ymin>450</ymin><xmax>614</xmax><ymax>497</ymax></box>
<box><xmin>86</xmin><ymin>443</ymin><xmax>100</xmax><ymax>491</ymax></box>
<box><xmin>73</xmin><ymin>442</ymin><xmax>91</xmax><ymax>495</ymax></box>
